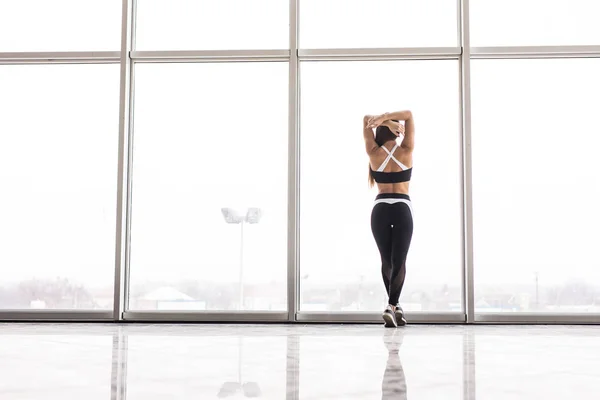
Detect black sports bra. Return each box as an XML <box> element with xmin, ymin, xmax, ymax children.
<box><xmin>370</xmin><ymin>144</ymin><xmax>412</xmax><ymax>184</ymax></box>
<box><xmin>370</xmin><ymin>168</ymin><xmax>412</xmax><ymax>183</ymax></box>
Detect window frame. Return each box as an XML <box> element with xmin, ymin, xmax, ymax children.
<box><xmin>2</xmin><ymin>0</ymin><xmax>600</xmax><ymax>324</ymax></box>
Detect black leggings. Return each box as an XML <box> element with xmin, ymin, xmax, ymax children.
<box><xmin>370</xmin><ymin>193</ymin><xmax>414</xmax><ymax>306</ymax></box>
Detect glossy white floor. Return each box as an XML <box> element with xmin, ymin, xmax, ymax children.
<box><xmin>1</xmin><ymin>323</ymin><xmax>599</xmax><ymax>399</ymax></box>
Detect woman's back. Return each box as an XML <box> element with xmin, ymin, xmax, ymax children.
<box><xmin>369</xmin><ymin>142</ymin><xmax>412</xmax><ymax>194</ymax></box>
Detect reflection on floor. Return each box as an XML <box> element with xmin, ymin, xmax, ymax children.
<box><xmin>1</xmin><ymin>323</ymin><xmax>600</xmax><ymax>399</ymax></box>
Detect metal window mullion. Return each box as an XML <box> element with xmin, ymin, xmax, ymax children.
<box><xmin>295</xmin><ymin>312</ymin><xmax>465</xmax><ymax>324</ymax></box>
<box><xmin>298</xmin><ymin>47</ymin><xmax>461</xmax><ymax>61</ymax></box>
<box><xmin>123</xmin><ymin>0</ymin><xmax>138</xmax><ymax>315</ymax></box>
<box><xmin>287</xmin><ymin>0</ymin><xmax>300</xmax><ymax>323</ymax></box>
<box><xmin>122</xmin><ymin>311</ymin><xmax>289</xmax><ymax>322</ymax></box>
<box><xmin>460</xmin><ymin>0</ymin><xmax>475</xmax><ymax>324</ymax></box>
<box><xmin>476</xmin><ymin>313</ymin><xmax>600</xmax><ymax>324</ymax></box>
<box><xmin>0</xmin><ymin>51</ymin><xmax>120</xmax><ymax>64</ymax></box>
<box><xmin>471</xmin><ymin>45</ymin><xmax>600</xmax><ymax>59</ymax></box>
<box><xmin>113</xmin><ymin>0</ymin><xmax>135</xmax><ymax>321</ymax></box>
<box><xmin>130</xmin><ymin>49</ymin><xmax>290</xmax><ymax>63</ymax></box>
<box><xmin>0</xmin><ymin>311</ymin><xmax>113</xmax><ymax>321</ymax></box>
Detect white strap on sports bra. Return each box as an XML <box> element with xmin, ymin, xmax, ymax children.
<box><xmin>376</xmin><ymin>144</ymin><xmax>409</xmax><ymax>172</ymax></box>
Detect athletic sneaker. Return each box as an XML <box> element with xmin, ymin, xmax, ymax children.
<box><xmin>382</xmin><ymin>305</ymin><xmax>398</xmax><ymax>328</ymax></box>
<box><xmin>395</xmin><ymin>305</ymin><xmax>407</xmax><ymax>326</ymax></box>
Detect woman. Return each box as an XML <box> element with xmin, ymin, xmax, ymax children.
<box><xmin>363</xmin><ymin>111</ymin><xmax>415</xmax><ymax>328</ymax></box>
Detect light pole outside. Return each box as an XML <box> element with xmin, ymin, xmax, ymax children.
<box><xmin>221</xmin><ymin>207</ymin><xmax>263</xmax><ymax>310</ymax></box>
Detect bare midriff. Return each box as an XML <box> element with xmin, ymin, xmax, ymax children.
<box><xmin>376</xmin><ymin>181</ymin><xmax>410</xmax><ymax>195</ymax></box>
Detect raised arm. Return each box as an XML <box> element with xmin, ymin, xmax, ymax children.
<box><xmin>363</xmin><ymin>115</ymin><xmax>379</xmax><ymax>155</ymax></box>
<box><xmin>368</xmin><ymin>110</ymin><xmax>415</xmax><ymax>151</ymax></box>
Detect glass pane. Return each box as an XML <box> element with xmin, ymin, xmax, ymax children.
<box><xmin>127</xmin><ymin>334</ymin><xmax>287</xmax><ymax>398</ymax></box>
<box><xmin>135</xmin><ymin>0</ymin><xmax>289</xmax><ymax>50</ymax></box>
<box><xmin>300</xmin><ymin>61</ymin><xmax>462</xmax><ymax>312</ymax></box>
<box><xmin>471</xmin><ymin>0</ymin><xmax>600</xmax><ymax>46</ymax></box>
<box><xmin>300</xmin><ymin>0</ymin><xmax>458</xmax><ymax>48</ymax></box>
<box><xmin>472</xmin><ymin>59</ymin><xmax>600</xmax><ymax>313</ymax></box>
<box><xmin>0</xmin><ymin>65</ymin><xmax>119</xmax><ymax>310</ymax></box>
<box><xmin>0</xmin><ymin>333</ymin><xmax>112</xmax><ymax>398</ymax></box>
<box><xmin>0</xmin><ymin>0</ymin><xmax>121</xmax><ymax>51</ymax></box>
<box><xmin>128</xmin><ymin>62</ymin><xmax>288</xmax><ymax>311</ymax></box>
<box><xmin>300</xmin><ymin>330</ymin><xmax>463</xmax><ymax>398</ymax></box>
